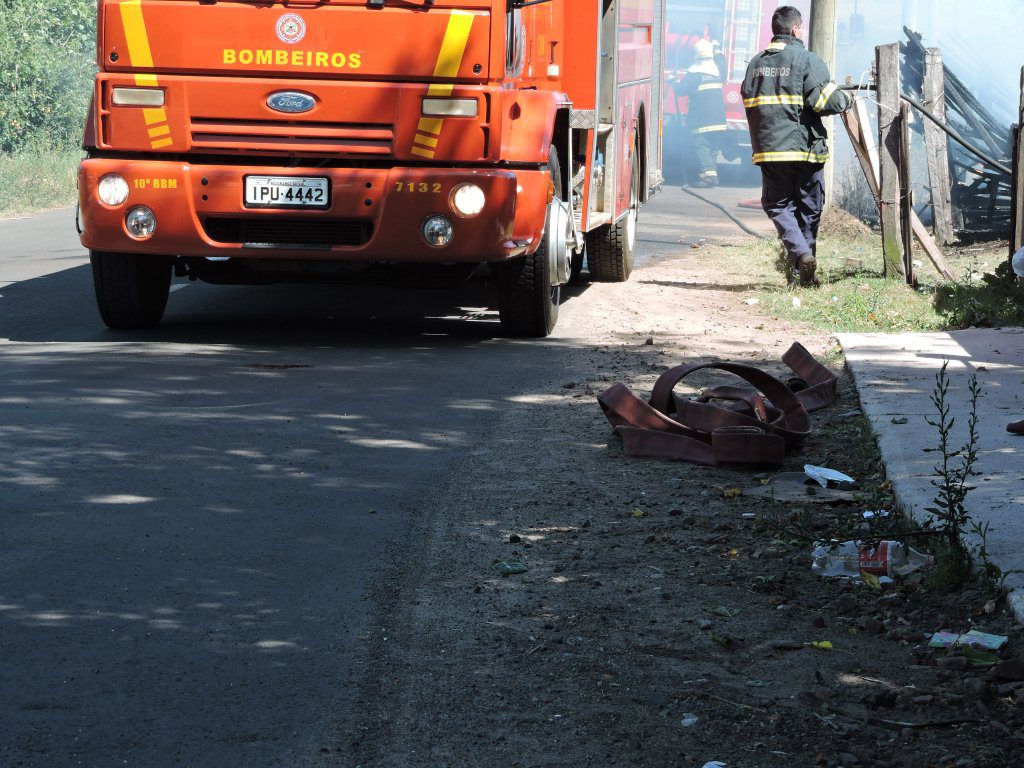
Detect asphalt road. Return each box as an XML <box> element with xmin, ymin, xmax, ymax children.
<box><xmin>0</xmin><ymin>209</ymin><xmax>590</xmax><ymax>767</ymax></box>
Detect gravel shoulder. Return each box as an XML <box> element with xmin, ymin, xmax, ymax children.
<box><xmin>306</xmin><ymin>198</ymin><xmax>1023</xmax><ymax>768</ymax></box>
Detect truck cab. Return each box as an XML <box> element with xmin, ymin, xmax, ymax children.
<box><xmin>79</xmin><ymin>0</ymin><xmax>664</xmax><ymax>336</ymax></box>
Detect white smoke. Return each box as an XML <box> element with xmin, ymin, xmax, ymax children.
<box><xmin>836</xmin><ymin>0</ymin><xmax>1024</xmax><ymax>124</ymax></box>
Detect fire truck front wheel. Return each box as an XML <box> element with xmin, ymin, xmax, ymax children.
<box><xmin>496</xmin><ymin>147</ymin><xmax>563</xmax><ymax>337</ymax></box>
<box><xmin>585</xmin><ymin>138</ymin><xmax>639</xmax><ymax>282</ymax></box>
<box><xmin>90</xmin><ymin>251</ymin><xmax>172</xmax><ymax>329</ymax></box>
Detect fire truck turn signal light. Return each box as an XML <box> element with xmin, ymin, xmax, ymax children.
<box><xmin>126</xmin><ymin>207</ymin><xmax>157</xmax><ymax>240</ymax></box>
<box><xmin>97</xmin><ymin>175</ymin><xmax>130</xmax><ymax>207</ymax></box>
<box><xmin>422</xmin><ymin>216</ymin><xmax>454</xmax><ymax>248</ymax></box>
<box><xmin>112</xmin><ymin>87</ymin><xmax>166</xmax><ymax>107</ymax></box>
<box><xmin>451</xmin><ymin>184</ymin><xmax>485</xmax><ymax>217</ymax></box>
<box><xmin>422</xmin><ymin>98</ymin><xmax>478</xmax><ymax>118</ymax></box>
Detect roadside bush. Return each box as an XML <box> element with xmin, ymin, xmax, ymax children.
<box><xmin>0</xmin><ymin>0</ymin><xmax>97</xmax><ymax>153</ymax></box>
<box><xmin>935</xmin><ymin>260</ymin><xmax>1024</xmax><ymax>328</ymax></box>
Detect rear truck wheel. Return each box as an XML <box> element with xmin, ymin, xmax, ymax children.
<box><xmin>90</xmin><ymin>250</ymin><xmax>172</xmax><ymax>329</ymax></box>
<box><xmin>497</xmin><ymin>145</ymin><xmax>571</xmax><ymax>337</ymax></box>
<box><xmin>585</xmin><ymin>137</ymin><xmax>639</xmax><ymax>282</ymax></box>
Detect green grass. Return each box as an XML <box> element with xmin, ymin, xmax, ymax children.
<box><xmin>761</xmin><ymin>231</ymin><xmax>946</xmax><ymax>332</ymax></box>
<box><xmin>0</xmin><ymin>148</ymin><xmax>82</xmax><ymax>218</ymax></box>
<box><xmin>706</xmin><ymin>219</ymin><xmax>1024</xmax><ymax>333</ymax></box>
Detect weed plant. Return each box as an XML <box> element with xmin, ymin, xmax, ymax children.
<box><xmin>763</xmin><ymin>362</ymin><xmax>1009</xmax><ymax>598</ymax></box>
<box><xmin>921</xmin><ymin>362</ymin><xmax>979</xmax><ymax>589</ymax></box>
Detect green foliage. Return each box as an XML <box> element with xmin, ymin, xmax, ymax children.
<box><xmin>934</xmin><ymin>260</ymin><xmax>1024</xmax><ymax>328</ymax></box>
<box><xmin>0</xmin><ymin>0</ymin><xmax>97</xmax><ymax>153</ymax></box>
<box><xmin>0</xmin><ymin>147</ymin><xmax>82</xmax><ymax>216</ymax></box>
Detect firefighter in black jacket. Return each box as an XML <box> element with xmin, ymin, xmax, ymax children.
<box><xmin>677</xmin><ymin>39</ymin><xmax>727</xmax><ymax>187</ymax></box>
<box><xmin>741</xmin><ymin>6</ymin><xmax>852</xmax><ymax>286</ymax></box>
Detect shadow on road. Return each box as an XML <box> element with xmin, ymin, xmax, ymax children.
<box><xmin>0</xmin><ymin>257</ymin><xmax>601</xmax><ymax>766</ymax></box>
<box><xmin>0</xmin><ymin>264</ymin><xmax>591</xmax><ymax>347</ymax></box>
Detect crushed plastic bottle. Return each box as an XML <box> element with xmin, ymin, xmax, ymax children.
<box><xmin>811</xmin><ymin>540</ymin><xmax>933</xmax><ymax>579</ymax></box>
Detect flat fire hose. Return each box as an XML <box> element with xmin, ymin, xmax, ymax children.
<box><xmin>597</xmin><ymin>342</ymin><xmax>838</xmax><ymax>468</ymax></box>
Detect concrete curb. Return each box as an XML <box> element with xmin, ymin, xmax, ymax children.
<box><xmin>838</xmin><ymin>329</ymin><xmax>1024</xmax><ymax>626</ymax></box>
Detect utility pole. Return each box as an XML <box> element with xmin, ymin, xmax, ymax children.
<box><xmin>808</xmin><ymin>0</ymin><xmax>839</xmax><ymax>210</ymax></box>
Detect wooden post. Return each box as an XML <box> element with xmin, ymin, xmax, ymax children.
<box><xmin>899</xmin><ymin>102</ymin><xmax>916</xmax><ymax>286</ymax></box>
<box><xmin>922</xmin><ymin>48</ymin><xmax>955</xmax><ymax>245</ymax></box>
<box><xmin>876</xmin><ymin>43</ymin><xmax>905</xmax><ymax>278</ymax></box>
<box><xmin>1012</xmin><ymin>66</ymin><xmax>1024</xmax><ymax>257</ymax></box>
<box><xmin>808</xmin><ymin>0</ymin><xmax>839</xmax><ymax>211</ymax></box>
<box><xmin>840</xmin><ymin>103</ymin><xmax>955</xmax><ymax>280</ymax></box>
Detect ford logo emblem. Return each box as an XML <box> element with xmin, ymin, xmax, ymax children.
<box><xmin>266</xmin><ymin>91</ymin><xmax>316</xmax><ymax>114</ymax></box>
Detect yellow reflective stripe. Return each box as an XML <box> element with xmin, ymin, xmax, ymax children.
<box><xmin>753</xmin><ymin>151</ymin><xmax>830</xmax><ymax>163</ymax></box>
<box><xmin>414</xmin><ymin>134</ymin><xmax>439</xmax><ymax>148</ymax></box>
<box><xmin>697</xmin><ymin>83</ymin><xmax>723</xmax><ymax>91</ymax></box>
<box><xmin>766</xmin><ymin>42</ymin><xmax>787</xmax><ymax>51</ymax></box>
<box><xmin>119</xmin><ymin>0</ymin><xmax>154</xmax><ymax>70</ymax></box>
<box><xmin>694</xmin><ymin>124</ymin><xmax>728</xmax><ymax>134</ymax></box>
<box><xmin>743</xmin><ymin>95</ymin><xmax>803</xmax><ymax>108</ymax></box>
<box><xmin>141</xmin><ymin>108</ymin><xmax>165</xmax><ymax>126</ymax></box>
<box><xmin>413</xmin><ymin>11</ymin><xmax>474</xmax><ymax>158</ymax></box>
<box><xmin>417</xmin><ymin>117</ymin><xmax>443</xmax><ymax>136</ymax></box>
<box><xmin>813</xmin><ymin>82</ymin><xmax>838</xmax><ymax>112</ymax></box>
<box><xmin>432</xmin><ymin>11</ymin><xmax>474</xmax><ymax>79</ymax></box>
<box><xmin>119</xmin><ymin>1</ymin><xmax>172</xmax><ymax>149</ymax></box>
<box><xmin>700</xmin><ymin>170</ymin><xmax>718</xmax><ymax>177</ymax></box>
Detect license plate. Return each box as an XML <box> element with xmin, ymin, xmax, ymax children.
<box><xmin>244</xmin><ymin>176</ymin><xmax>329</xmax><ymax>209</ymax></box>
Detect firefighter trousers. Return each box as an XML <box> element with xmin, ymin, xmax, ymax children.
<box><xmin>759</xmin><ymin>162</ymin><xmax>825</xmax><ymax>267</ymax></box>
<box><xmin>690</xmin><ymin>132</ymin><xmax>720</xmax><ymax>184</ymax></box>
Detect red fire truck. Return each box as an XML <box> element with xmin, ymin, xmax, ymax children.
<box><xmin>663</xmin><ymin>0</ymin><xmax>811</xmax><ymax>177</ymax></box>
<box><xmin>78</xmin><ymin>0</ymin><xmax>665</xmax><ymax>337</ymax></box>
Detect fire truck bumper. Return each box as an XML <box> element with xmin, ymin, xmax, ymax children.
<box><xmin>78</xmin><ymin>160</ymin><xmax>550</xmax><ymax>263</ymax></box>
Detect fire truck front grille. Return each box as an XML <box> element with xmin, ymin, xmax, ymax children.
<box><xmin>190</xmin><ymin>118</ymin><xmax>394</xmax><ymax>156</ymax></box>
<box><xmin>202</xmin><ymin>217</ymin><xmax>373</xmax><ymax>248</ymax></box>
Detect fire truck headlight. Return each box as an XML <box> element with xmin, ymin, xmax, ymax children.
<box><xmin>97</xmin><ymin>174</ymin><xmax>130</xmax><ymax>207</ymax></box>
<box><xmin>422</xmin><ymin>215</ymin><xmax>453</xmax><ymax>247</ymax></box>
<box><xmin>422</xmin><ymin>98</ymin><xmax>478</xmax><ymax>118</ymax></box>
<box><xmin>450</xmin><ymin>183</ymin><xmax>485</xmax><ymax>217</ymax></box>
<box><xmin>112</xmin><ymin>87</ymin><xmax>166</xmax><ymax>107</ymax></box>
<box><xmin>125</xmin><ymin>206</ymin><xmax>157</xmax><ymax>239</ymax></box>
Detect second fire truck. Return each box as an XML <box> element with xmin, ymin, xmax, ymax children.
<box><xmin>663</xmin><ymin>0</ymin><xmax>811</xmax><ymax>178</ymax></box>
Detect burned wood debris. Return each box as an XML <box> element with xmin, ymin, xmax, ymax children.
<box><xmin>900</xmin><ymin>27</ymin><xmax>1013</xmax><ymax>239</ymax></box>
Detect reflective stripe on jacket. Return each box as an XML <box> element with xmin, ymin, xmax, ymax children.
<box><xmin>677</xmin><ymin>71</ymin><xmax>728</xmax><ymax>134</ymax></box>
<box><xmin>740</xmin><ymin>35</ymin><xmax>851</xmax><ymax>164</ymax></box>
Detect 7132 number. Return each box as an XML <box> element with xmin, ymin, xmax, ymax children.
<box><xmin>395</xmin><ymin>182</ymin><xmax>442</xmax><ymax>193</ymax></box>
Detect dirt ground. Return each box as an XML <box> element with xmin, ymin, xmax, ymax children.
<box><xmin>311</xmin><ymin>229</ymin><xmax>1023</xmax><ymax>768</ymax></box>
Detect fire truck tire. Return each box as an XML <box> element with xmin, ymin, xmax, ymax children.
<box><xmin>496</xmin><ymin>147</ymin><xmax>562</xmax><ymax>337</ymax></box>
<box><xmin>90</xmin><ymin>251</ymin><xmax>172</xmax><ymax>329</ymax></box>
<box><xmin>585</xmin><ymin>140</ymin><xmax>638</xmax><ymax>282</ymax></box>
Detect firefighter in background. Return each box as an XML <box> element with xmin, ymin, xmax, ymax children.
<box><xmin>677</xmin><ymin>39</ymin><xmax>727</xmax><ymax>187</ymax></box>
<box><xmin>741</xmin><ymin>5</ymin><xmax>851</xmax><ymax>286</ymax></box>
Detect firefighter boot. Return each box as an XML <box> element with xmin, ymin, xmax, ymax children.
<box><xmin>796</xmin><ymin>254</ymin><xmax>819</xmax><ymax>287</ymax></box>
<box><xmin>697</xmin><ymin>171</ymin><xmax>719</xmax><ymax>188</ymax></box>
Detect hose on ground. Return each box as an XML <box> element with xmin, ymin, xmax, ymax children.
<box><xmin>679</xmin><ymin>186</ymin><xmax>772</xmax><ymax>240</ymax></box>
